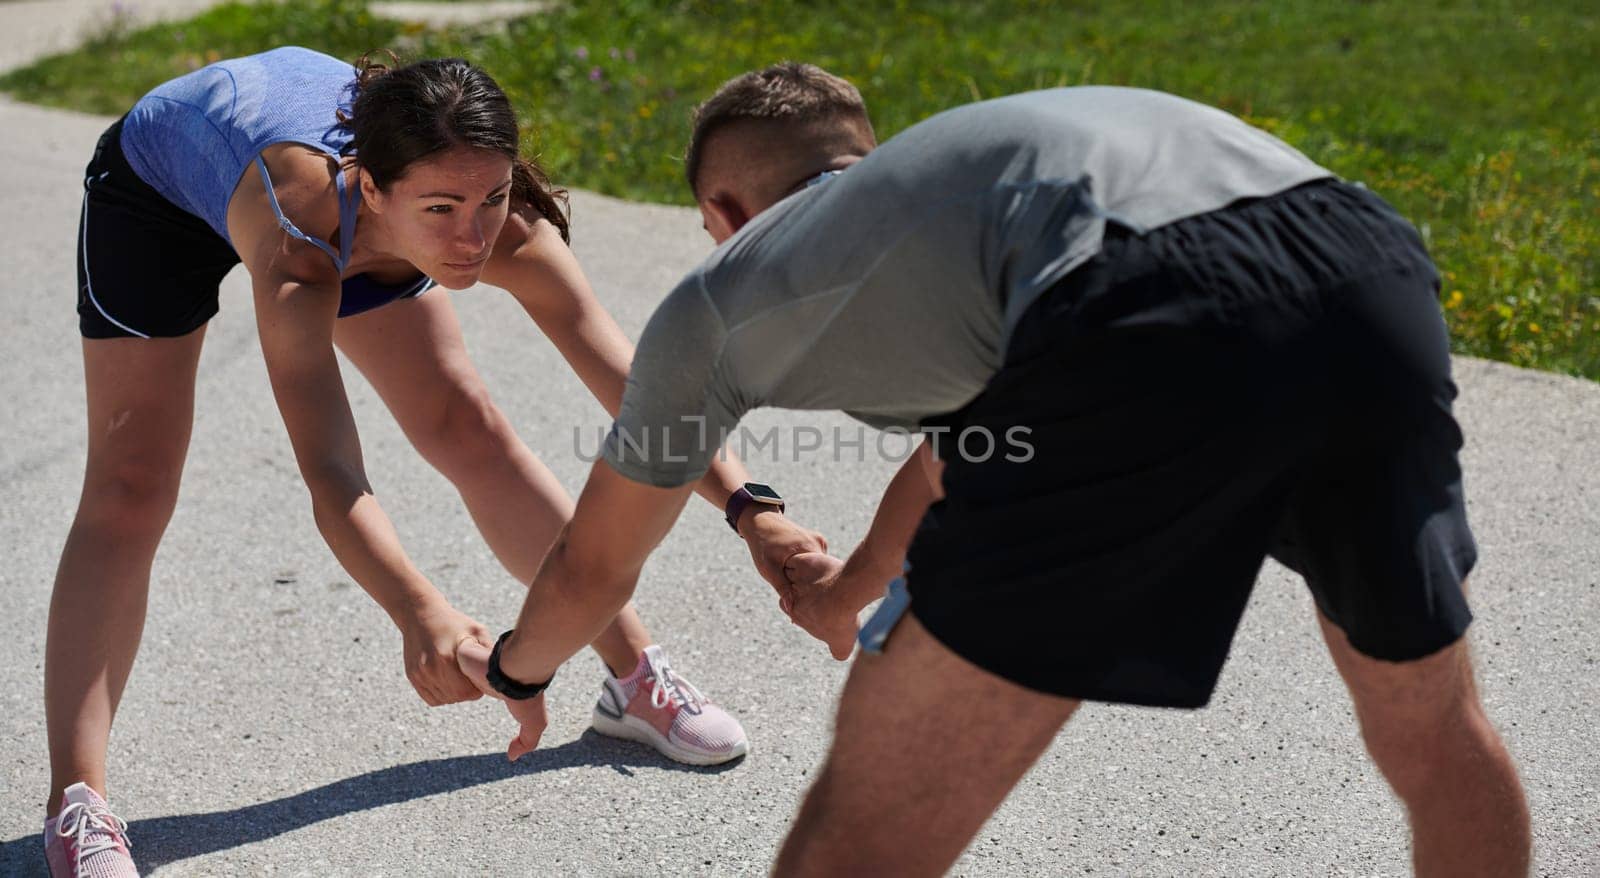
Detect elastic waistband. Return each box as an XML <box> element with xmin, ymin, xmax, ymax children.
<box><xmin>86</xmin><ymin>116</ymin><xmax>160</xmax><ymax>198</ymax></box>
<box><xmin>1107</xmin><ymin>179</ymin><xmax>1436</xmax><ymax>299</ymax></box>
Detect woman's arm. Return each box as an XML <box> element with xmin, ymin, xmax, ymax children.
<box><xmin>228</xmin><ymin>149</ymin><xmax>489</xmax><ymax>705</ymax></box>
<box><xmin>482</xmin><ymin>210</ymin><xmax>831</xmax><ymax>590</ymax></box>
<box><xmin>481</xmin><ymin>211</ymin><xmax>750</xmax><ymax>506</ymax></box>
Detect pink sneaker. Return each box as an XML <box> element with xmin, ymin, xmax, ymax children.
<box><xmin>592</xmin><ymin>645</ymin><xmax>749</xmax><ymax>765</ymax></box>
<box><xmin>43</xmin><ymin>782</ymin><xmax>137</xmax><ymax>878</ymax></box>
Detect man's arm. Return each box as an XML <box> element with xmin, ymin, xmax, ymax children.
<box><xmin>852</xmin><ymin>439</ymin><xmax>944</xmax><ymax>588</ymax></box>
<box><xmin>781</xmin><ymin>440</ymin><xmax>944</xmax><ymax>657</ymax></box>
<box><xmin>494</xmin><ymin>458</ymin><xmax>697</xmax><ymax>685</ymax></box>
<box><xmin>483</xmin><ymin>213</ymin><xmax>826</xmax><ymax>589</ymax></box>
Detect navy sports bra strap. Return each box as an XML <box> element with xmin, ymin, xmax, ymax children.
<box><xmin>335</xmin><ymin>165</ymin><xmax>357</xmax><ymax>267</ymax></box>
<box><xmin>254</xmin><ymin>155</ymin><xmax>345</xmax><ymax>271</ymax></box>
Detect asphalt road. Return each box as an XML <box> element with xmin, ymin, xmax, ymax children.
<box><xmin>1</xmin><ymin>15</ymin><xmax>1597</xmax><ymax>878</ymax></box>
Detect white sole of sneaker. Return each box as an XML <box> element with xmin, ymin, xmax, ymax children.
<box><xmin>591</xmin><ymin>708</ymin><xmax>749</xmax><ymax>766</ymax></box>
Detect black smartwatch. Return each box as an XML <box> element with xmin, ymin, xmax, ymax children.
<box><xmin>485</xmin><ymin>631</ymin><xmax>553</xmax><ymax>700</ymax></box>
<box><xmin>725</xmin><ymin>482</ymin><xmax>785</xmax><ymax>535</ymax></box>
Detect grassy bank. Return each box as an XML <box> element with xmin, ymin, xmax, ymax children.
<box><xmin>3</xmin><ymin>0</ymin><xmax>1596</xmax><ymax>379</ymax></box>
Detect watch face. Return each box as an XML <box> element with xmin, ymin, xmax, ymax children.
<box><xmin>745</xmin><ymin>482</ymin><xmax>783</xmax><ymax>501</ymax></box>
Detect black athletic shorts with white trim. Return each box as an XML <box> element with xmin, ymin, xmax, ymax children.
<box><xmin>899</xmin><ymin>179</ymin><xmax>1476</xmax><ymax>708</ymax></box>
<box><xmin>76</xmin><ymin>117</ymin><xmax>243</xmax><ymax>339</ymax></box>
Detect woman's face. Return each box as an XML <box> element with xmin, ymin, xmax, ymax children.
<box><xmin>363</xmin><ymin>146</ymin><xmax>514</xmax><ymax>289</ymax></box>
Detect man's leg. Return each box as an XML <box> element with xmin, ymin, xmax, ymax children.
<box><xmin>1317</xmin><ymin>609</ymin><xmax>1529</xmax><ymax>877</ymax></box>
<box><xmin>774</xmin><ymin>613</ymin><xmax>1079</xmax><ymax>877</ymax></box>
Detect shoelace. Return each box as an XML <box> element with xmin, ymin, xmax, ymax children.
<box><xmin>646</xmin><ymin>656</ymin><xmax>707</xmax><ymax>714</ymax></box>
<box><xmin>56</xmin><ymin>801</ymin><xmax>132</xmax><ymax>877</ymax></box>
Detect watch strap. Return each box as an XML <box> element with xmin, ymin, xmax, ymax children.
<box><xmin>725</xmin><ymin>484</ymin><xmax>785</xmax><ymax>534</ymax></box>
<box><xmin>485</xmin><ymin>630</ymin><xmax>553</xmax><ymax>700</ymax></box>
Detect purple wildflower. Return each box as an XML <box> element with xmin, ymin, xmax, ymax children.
<box><xmin>573</xmin><ymin>46</ymin><xmax>589</xmax><ymax>60</ymax></box>
<box><xmin>589</xmin><ymin>67</ymin><xmax>604</xmax><ymax>82</ymax></box>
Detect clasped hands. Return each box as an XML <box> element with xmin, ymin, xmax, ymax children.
<box><xmin>411</xmin><ymin>513</ymin><xmax>884</xmax><ymax>761</ymax></box>
<box><xmin>387</xmin><ymin>597</ymin><xmax>547</xmax><ymax>760</ymax></box>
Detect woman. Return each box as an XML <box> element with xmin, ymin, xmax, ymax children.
<box><xmin>47</xmin><ymin>46</ymin><xmax>823</xmax><ymax>877</ymax></box>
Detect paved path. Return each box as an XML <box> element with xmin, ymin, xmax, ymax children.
<box><xmin>0</xmin><ymin>0</ymin><xmax>545</xmax><ymax>76</ymax></box>
<box><xmin>370</xmin><ymin>1</ymin><xmax>547</xmax><ymax>28</ymax></box>
<box><xmin>0</xmin><ymin>1</ymin><xmax>220</xmax><ymax>75</ymax></box>
<box><xmin>1</xmin><ymin>8</ymin><xmax>1596</xmax><ymax>877</ymax></box>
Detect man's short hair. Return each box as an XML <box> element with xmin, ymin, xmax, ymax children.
<box><xmin>685</xmin><ymin>62</ymin><xmax>870</xmax><ymax>197</ymax></box>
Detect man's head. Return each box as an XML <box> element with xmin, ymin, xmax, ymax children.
<box><xmin>686</xmin><ymin>63</ymin><xmax>877</xmax><ymax>243</ymax></box>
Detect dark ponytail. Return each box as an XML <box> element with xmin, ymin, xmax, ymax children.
<box><xmin>341</xmin><ymin>52</ymin><xmax>571</xmax><ymax>243</ymax></box>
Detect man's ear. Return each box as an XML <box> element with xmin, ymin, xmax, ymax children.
<box><xmin>698</xmin><ymin>192</ymin><xmax>750</xmax><ymax>245</ymax></box>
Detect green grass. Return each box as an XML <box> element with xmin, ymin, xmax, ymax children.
<box><xmin>4</xmin><ymin>0</ymin><xmax>1597</xmax><ymax>379</ymax></box>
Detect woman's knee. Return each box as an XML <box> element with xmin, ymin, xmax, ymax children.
<box><xmin>75</xmin><ymin>453</ymin><xmax>185</xmax><ymax>537</ymax></box>
<box><xmin>411</xmin><ymin>384</ymin><xmax>518</xmax><ymax>473</ymax></box>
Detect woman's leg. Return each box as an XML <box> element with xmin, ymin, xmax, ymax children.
<box><xmin>333</xmin><ymin>294</ymin><xmax>649</xmax><ymax>675</ymax></box>
<box><xmin>46</xmin><ymin>329</ymin><xmax>207</xmax><ymax>815</ymax></box>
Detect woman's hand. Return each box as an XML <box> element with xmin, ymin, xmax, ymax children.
<box><xmin>456</xmin><ymin>639</ymin><xmax>550</xmax><ymax>761</ymax></box>
<box><xmin>396</xmin><ymin>599</ymin><xmax>493</xmax><ymax>706</ymax></box>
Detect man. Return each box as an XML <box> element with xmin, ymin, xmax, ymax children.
<box><xmin>465</xmin><ymin>64</ymin><xmax>1529</xmax><ymax>875</ymax></box>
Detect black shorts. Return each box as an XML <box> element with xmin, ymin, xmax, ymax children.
<box><xmin>899</xmin><ymin>180</ymin><xmax>1476</xmax><ymax>708</ymax></box>
<box><xmin>76</xmin><ymin>117</ymin><xmax>244</xmax><ymax>339</ymax></box>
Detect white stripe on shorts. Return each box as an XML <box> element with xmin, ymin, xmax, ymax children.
<box><xmin>80</xmin><ymin>176</ymin><xmax>151</xmax><ymax>339</ymax></box>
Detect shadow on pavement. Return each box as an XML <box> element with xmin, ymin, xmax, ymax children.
<box><xmin>0</xmin><ymin>730</ymin><xmax>740</xmax><ymax>875</ymax></box>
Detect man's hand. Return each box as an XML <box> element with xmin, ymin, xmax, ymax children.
<box><xmin>742</xmin><ymin>508</ymin><xmax>829</xmax><ymax>596</ymax></box>
<box><xmin>456</xmin><ymin>640</ymin><xmax>550</xmax><ymax>761</ymax></box>
<box><xmin>396</xmin><ymin>600</ymin><xmax>492</xmax><ymax>706</ymax></box>
<box><xmin>781</xmin><ymin>551</ymin><xmax>860</xmax><ymax>660</ymax></box>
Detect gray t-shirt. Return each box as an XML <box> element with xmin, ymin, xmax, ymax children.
<box><xmin>605</xmin><ymin>86</ymin><xmax>1333</xmax><ymax>487</ymax></box>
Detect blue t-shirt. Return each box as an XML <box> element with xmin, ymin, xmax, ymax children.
<box><xmin>122</xmin><ymin>46</ymin><xmax>357</xmax><ymax>243</ymax></box>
